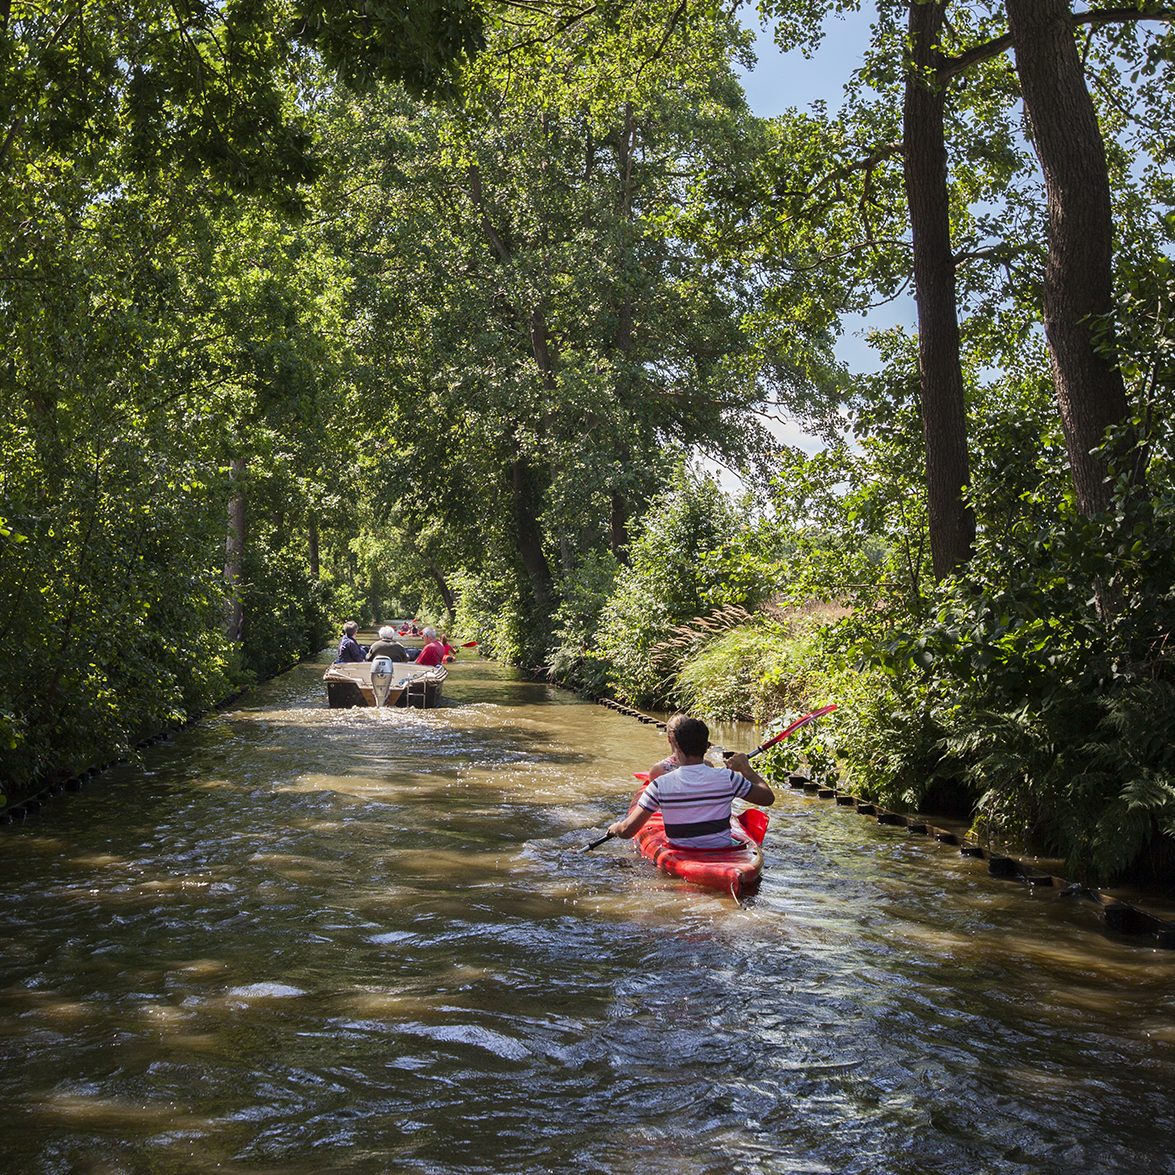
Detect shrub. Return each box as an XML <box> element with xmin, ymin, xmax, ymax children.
<box><xmin>596</xmin><ymin>466</ymin><xmax>738</xmax><ymax>705</ymax></box>
<box><xmin>451</xmin><ymin>567</ymin><xmax>528</xmax><ymax>666</ymax></box>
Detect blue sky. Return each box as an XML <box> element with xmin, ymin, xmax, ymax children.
<box><xmin>735</xmin><ymin>8</ymin><xmax>918</xmax><ymax>369</ymax></box>
<box><xmin>736</xmin><ymin>7</ymin><xmax>871</xmax><ymax>118</ymax></box>
<box><xmin>724</xmin><ymin>8</ymin><xmax>916</xmax><ymax>465</ymax></box>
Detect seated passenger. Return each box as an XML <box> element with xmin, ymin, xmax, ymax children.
<box><xmin>335</xmin><ymin>620</ymin><xmax>367</xmax><ymax>663</ymax></box>
<box><xmin>367</xmin><ymin>626</ymin><xmax>408</xmax><ymax>663</ymax></box>
<box><xmin>413</xmin><ymin>627</ymin><xmax>446</xmax><ymax>667</ymax></box>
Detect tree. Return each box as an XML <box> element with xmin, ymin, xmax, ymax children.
<box><xmin>903</xmin><ymin>0</ymin><xmax>974</xmax><ymax>576</ymax></box>
<box><xmin>1004</xmin><ymin>0</ymin><xmax>1133</xmax><ymax>518</ymax></box>
<box><xmin>316</xmin><ymin>0</ymin><xmax>782</xmax><ymax>656</ymax></box>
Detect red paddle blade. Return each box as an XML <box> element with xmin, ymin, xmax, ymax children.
<box><xmin>461</xmin><ymin>640</ymin><xmax>479</xmax><ymax>648</ymax></box>
<box><xmin>752</xmin><ymin>703</ymin><xmax>838</xmax><ymax>757</ymax></box>
<box><xmin>736</xmin><ymin>808</ymin><xmax>769</xmax><ymax>845</ymax></box>
<box><xmin>633</xmin><ymin>771</ymin><xmax>650</xmax><ymax>782</ymax></box>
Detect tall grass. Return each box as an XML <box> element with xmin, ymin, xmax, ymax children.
<box><xmin>670</xmin><ymin>604</ymin><xmax>845</xmax><ymax>724</ymax></box>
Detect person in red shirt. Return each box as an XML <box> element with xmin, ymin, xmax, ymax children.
<box><xmin>414</xmin><ymin>628</ymin><xmax>446</xmax><ymax>667</ymax></box>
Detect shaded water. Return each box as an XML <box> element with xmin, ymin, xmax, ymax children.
<box><xmin>1</xmin><ymin>656</ymin><xmax>1173</xmax><ymax>1173</ymax></box>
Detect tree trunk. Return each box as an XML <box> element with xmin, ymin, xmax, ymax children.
<box><xmin>1005</xmin><ymin>0</ymin><xmax>1132</xmax><ymax>517</ymax></box>
<box><xmin>225</xmin><ymin>457</ymin><xmax>246</xmax><ymax>643</ymax></box>
<box><xmin>308</xmin><ymin>515</ymin><xmax>320</xmax><ymax>580</ymax></box>
<box><xmin>904</xmin><ymin>0</ymin><xmax>975</xmax><ymax>578</ymax></box>
<box><xmin>428</xmin><ymin>563</ymin><xmax>457</xmax><ymax>619</ymax></box>
<box><xmin>511</xmin><ymin>457</ymin><xmax>554</xmax><ymax>617</ymax></box>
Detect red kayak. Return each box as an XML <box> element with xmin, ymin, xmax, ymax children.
<box><xmin>628</xmin><ymin>776</ymin><xmax>769</xmax><ymax>898</ymax></box>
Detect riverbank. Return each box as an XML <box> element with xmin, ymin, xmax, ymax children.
<box><xmin>0</xmin><ymin>644</ymin><xmax>316</xmax><ymax>824</ymax></box>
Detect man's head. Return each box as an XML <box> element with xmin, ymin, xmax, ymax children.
<box><xmin>378</xmin><ymin>626</ymin><xmax>395</xmax><ymax>640</ymax></box>
<box><xmin>423</xmin><ymin>627</ymin><xmax>437</xmax><ymax>640</ymax></box>
<box><xmin>666</xmin><ymin>713</ymin><xmax>709</xmax><ymax>757</ymax></box>
<box><xmin>343</xmin><ymin>621</ymin><xmax>359</xmax><ymax>638</ymax></box>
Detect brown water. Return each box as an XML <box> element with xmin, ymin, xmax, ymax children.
<box><xmin>1</xmin><ymin>656</ymin><xmax>1174</xmax><ymax>1174</ymax></box>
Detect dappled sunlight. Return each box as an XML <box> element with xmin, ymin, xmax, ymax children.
<box><xmin>66</xmin><ymin>851</ymin><xmax>129</xmax><ymax>870</ymax></box>
<box><xmin>35</xmin><ymin>1091</ymin><xmax>206</xmax><ymax>1131</ymax></box>
<box><xmin>2</xmin><ymin>657</ymin><xmax>1174</xmax><ymax>1173</ymax></box>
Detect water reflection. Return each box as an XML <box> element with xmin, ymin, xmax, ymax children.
<box><xmin>0</xmin><ymin>655</ymin><xmax>1172</xmax><ymax>1173</ymax></box>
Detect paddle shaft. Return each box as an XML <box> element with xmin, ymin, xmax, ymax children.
<box><xmin>584</xmin><ymin>831</ymin><xmax>614</xmax><ymax>852</ymax></box>
<box><xmin>727</xmin><ymin>703</ymin><xmax>839</xmax><ymax>760</ymax></box>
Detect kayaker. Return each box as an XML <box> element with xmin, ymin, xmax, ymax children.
<box><xmin>607</xmin><ymin>714</ymin><xmax>774</xmax><ymax>849</ymax></box>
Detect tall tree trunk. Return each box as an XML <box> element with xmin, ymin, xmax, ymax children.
<box><xmin>308</xmin><ymin>515</ymin><xmax>320</xmax><ymax>580</ymax></box>
<box><xmin>511</xmin><ymin>457</ymin><xmax>554</xmax><ymax>618</ymax></box>
<box><xmin>904</xmin><ymin>0</ymin><xmax>975</xmax><ymax>579</ymax></box>
<box><xmin>1005</xmin><ymin>0</ymin><xmax>1132</xmax><ymax>517</ymax></box>
<box><xmin>225</xmin><ymin>456</ymin><xmax>246</xmax><ymax>643</ymax></box>
<box><xmin>428</xmin><ymin>563</ymin><xmax>457</xmax><ymax>620</ymax></box>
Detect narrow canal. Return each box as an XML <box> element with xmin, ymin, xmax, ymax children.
<box><xmin>1</xmin><ymin>656</ymin><xmax>1173</xmax><ymax>1173</ymax></box>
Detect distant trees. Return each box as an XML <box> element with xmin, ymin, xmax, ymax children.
<box><xmin>318</xmin><ymin>0</ymin><xmax>786</xmax><ymax>655</ymax></box>
<box><xmin>0</xmin><ymin>0</ymin><xmax>484</xmax><ymax>794</ymax></box>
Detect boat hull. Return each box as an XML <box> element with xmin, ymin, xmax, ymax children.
<box><xmin>629</xmin><ymin>786</ymin><xmax>764</xmax><ymax>898</ymax></box>
<box><xmin>323</xmin><ymin>662</ymin><xmax>446</xmax><ymax>709</ymax></box>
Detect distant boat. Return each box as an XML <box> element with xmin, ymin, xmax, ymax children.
<box><xmin>322</xmin><ymin>660</ymin><xmax>447</xmax><ymax>709</ymax></box>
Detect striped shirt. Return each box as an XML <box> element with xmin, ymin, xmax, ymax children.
<box><xmin>637</xmin><ymin>764</ymin><xmax>754</xmax><ymax>849</ymax></box>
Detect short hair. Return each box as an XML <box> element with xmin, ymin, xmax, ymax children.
<box><xmin>423</xmin><ymin>627</ymin><xmax>437</xmax><ymax>639</ymax></box>
<box><xmin>378</xmin><ymin>626</ymin><xmax>395</xmax><ymax>640</ymax></box>
<box><xmin>343</xmin><ymin>621</ymin><xmax>358</xmax><ymax>636</ymax></box>
<box><xmin>667</xmin><ymin>713</ymin><xmax>709</xmax><ymax>756</ymax></box>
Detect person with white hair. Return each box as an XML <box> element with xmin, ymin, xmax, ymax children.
<box><xmin>366</xmin><ymin>625</ymin><xmax>407</xmax><ymax>663</ymax></box>
<box><xmin>413</xmin><ymin>626</ymin><xmax>446</xmax><ymax>667</ymax></box>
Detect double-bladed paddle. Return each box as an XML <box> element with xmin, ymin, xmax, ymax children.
<box><xmin>726</xmin><ymin>703</ymin><xmax>838</xmax><ymax>761</ymax></box>
<box><xmin>582</xmin><ymin>703</ymin><xmax>838</xmax><ymax>850</ymax></box>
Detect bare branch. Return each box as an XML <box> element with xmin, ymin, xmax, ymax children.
<box><xmin>939</xmin><ymin>6</ymin><xmax>1175</xmax><ymax>84</ymax></box>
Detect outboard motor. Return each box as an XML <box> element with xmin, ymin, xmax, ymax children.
<box><xmin>370</xmin><ymin>657</ymin><xmax>394</xmax><ymax>707</ymax></box>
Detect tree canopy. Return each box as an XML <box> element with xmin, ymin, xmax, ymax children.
<box><xmin>2</xmin><ymin>0</ymin><xmax>1173</xmax><ymax>883</ymax></box>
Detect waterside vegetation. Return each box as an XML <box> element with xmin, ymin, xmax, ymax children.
<box><xmin>2</xmin><ymin>0</ymin><xmax>1173</xmax><ymax>885</ymax></box>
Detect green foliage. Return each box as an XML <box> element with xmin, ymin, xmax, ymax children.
<box><xmin>548</xmin><ymin>549</ymin><xmax>620</xmax><ymax>695</ymax></box>
<box><xmin>315</xmin><ymin>0</ymin><xmax>781</xmax><ymax>660</ymax></box>
<box><xmin>241</xmin><ymin>551</ymin><xmax>332</xmax><ymax>680</ymax></box>
<box><xmin>843</xmin><ymin>442</ymin><xmax>1175</xmax><ymax>881</ymax></box>
<box><xmin>596</xmin><ymin>467</ymin><xmax>740</xmax><ymax>704</ymax></box>
<box><xmin>674</xmin><ymin>616</ymin><xmax>807</xmax><ymax>724</ymax></box>
<box><xmin>298</xmin><ymin>0</ymin><xmax>484</xmax><ymax>95</ymax></box>
<box><xmin>450</xmin><ymin>567</ymin><xmax>528</xmax><ymax>668</ymax></box>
